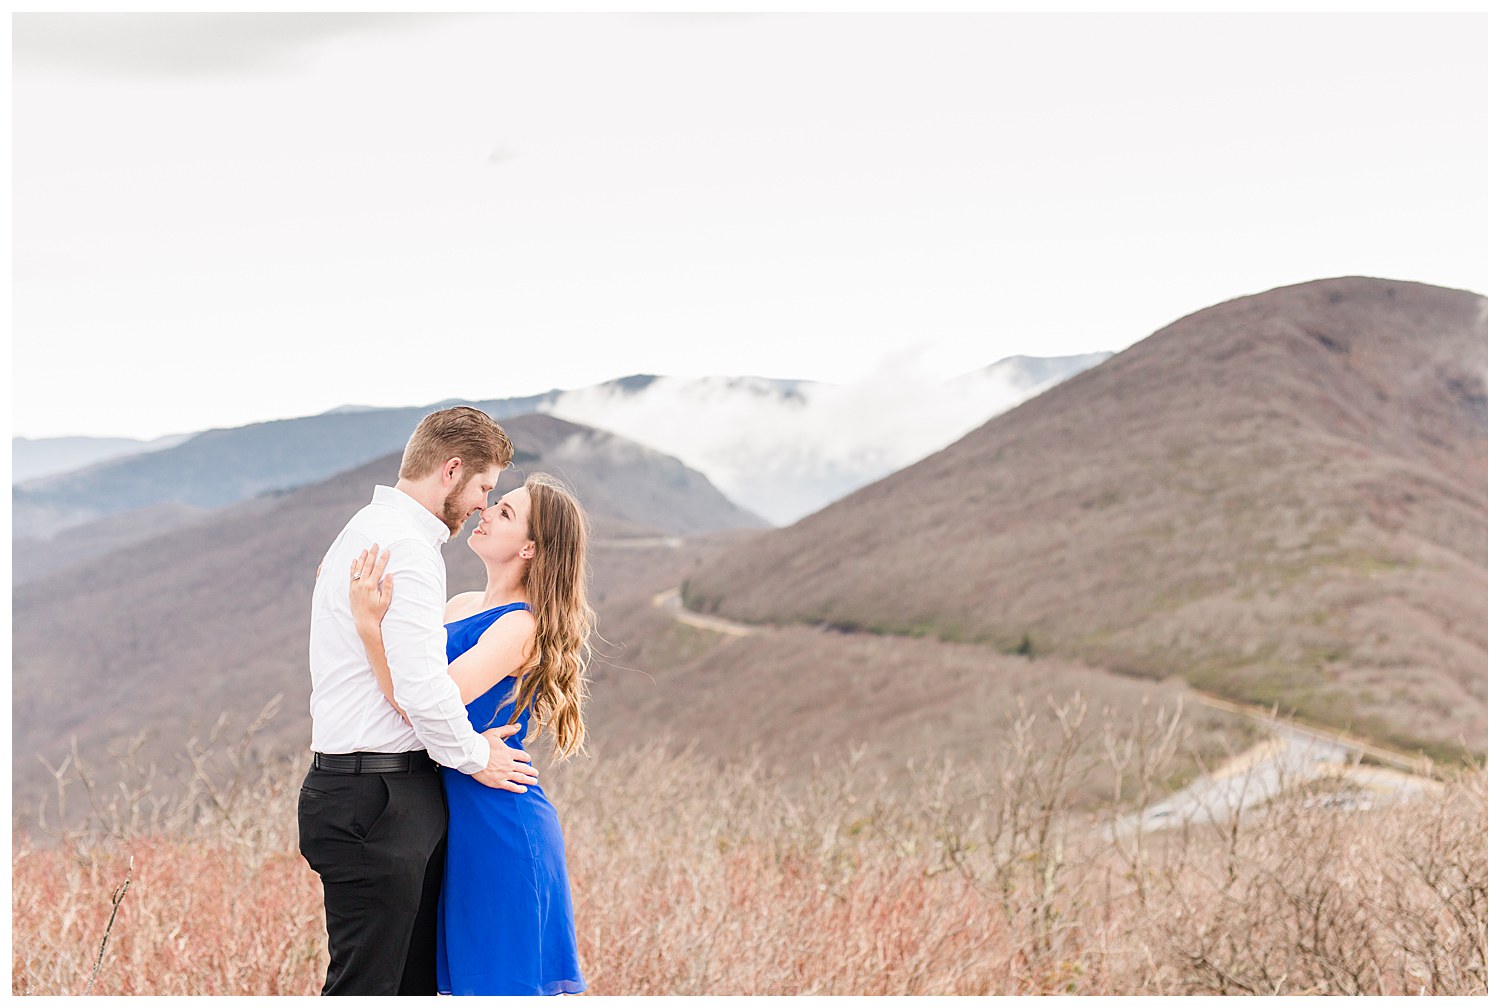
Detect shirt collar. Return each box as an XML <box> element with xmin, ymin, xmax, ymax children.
<box><xmin>371</xmin><ymin>485</ymin><xmax>450</xmax><ymax>547</ymax></box>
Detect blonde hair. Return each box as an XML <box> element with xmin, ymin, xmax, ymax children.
<box><xmin>502</xmin><ymin>473</ymin><xmax>594</xmax><ymax>760</ymax></box>
<box><xmin>399</xmin><ymin>406</ymin><xmax>513</xmax><ymax>480</ymax></box>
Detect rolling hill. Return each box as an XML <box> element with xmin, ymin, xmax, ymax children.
<box><xmin>11</xmin><ymin>433</ymin><xmax>190</xmax><ymax>483</ymax></box>
<box><xmin>681</xmin><ymin>278</ymin><xmax>1487</xmax><ymax>758</ymax></box>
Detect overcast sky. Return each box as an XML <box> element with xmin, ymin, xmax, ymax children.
<box><xmin>11</xmin><ymin>12</ymin><xmax>1488</xmax><ymax>440</ymax></box>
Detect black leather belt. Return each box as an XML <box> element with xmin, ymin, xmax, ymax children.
<box><xmin>312</xmin><ymin>751</ymin><xmax>435</xmax><ymax>774</ymax></box>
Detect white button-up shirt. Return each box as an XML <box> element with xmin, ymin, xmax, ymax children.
<box><xmin>308</xmin><ymin>485</ymin><xmax>487</xmax><ymax>774</ymax></box>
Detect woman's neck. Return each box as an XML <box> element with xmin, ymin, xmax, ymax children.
<box><xmin>480</xmin><ymin>562</ymin><xmax>528</xmax><ymax>610</ymax></box>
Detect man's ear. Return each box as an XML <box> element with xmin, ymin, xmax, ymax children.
<box><xmin>441</xmin><ymin>457</ymin><xmax>464</xmax><ymax>486</ymax></box>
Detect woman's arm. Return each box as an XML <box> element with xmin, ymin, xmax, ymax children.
<box><xmin>349</xmin><ymin>546</ymin><xmax>409</xmax><ymax>724</ymax></box>
<box><xmin>350</xmin><ymin>548</ymin><xmax>535</xmax><ymax>708</ymax></box>
<box><xmin>446</xmin><ymin>608</ymin><xmax>537</xmax><ymax>704</ymax></box>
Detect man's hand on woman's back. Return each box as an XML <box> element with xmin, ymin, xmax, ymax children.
<box><xmin>472</xmin><ymin>723</ymin><xmax>539</xmax><ymax>791</ymax></box>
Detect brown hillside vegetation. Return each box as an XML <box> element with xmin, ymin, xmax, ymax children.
<box><xmin>684</xmin><ymin>278</ymin><xmax>1487</xmax><ymax>757</ymax></box>
<box><xmin>13</xmin><ymin>735</ymin><xmax>1486</xmax><ymax>995</ymax></box>
<box><xmin>454</xmin><ymin>517</ymin><xmax>1257</xmax><ymax>799</ymax></box>
<box><xmin>574</xmin><ymin>553</ymin><xmax>1254</xmax><ymax>798</ymax></box>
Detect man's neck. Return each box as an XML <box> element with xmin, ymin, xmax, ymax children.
<box><xmin>393</xmin><ymin>478</ymin><xmax>444</xmax><ymax>524</ymax></box>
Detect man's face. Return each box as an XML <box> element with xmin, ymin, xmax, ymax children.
<box><xmin>440</xmin><ymin>464</ymin><xmax>501</xmax><ymax>537</ymax></box>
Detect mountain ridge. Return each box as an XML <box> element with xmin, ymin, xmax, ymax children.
<box><xmin>11</xmin><ymin>433</ymin><xmax>191</xmax><ymax>483</ymax></box>
<box><xmin>13</xmin><ymin>353</ymin><xmax>1108</xmax><ymax>535</ymax></box>
<box><xmin>12</xmin><ymin>414</ymin><xmax>762</xmax><ymax>586</ymax></box>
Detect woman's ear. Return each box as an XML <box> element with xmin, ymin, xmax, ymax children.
<box><xmin>520</xmin><ymin>542</ymin><xmax>535</xmax><ymax>560</ymax></box>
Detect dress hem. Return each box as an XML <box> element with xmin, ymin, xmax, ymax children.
<box><xmin>439</xmin><ymin>979</ymin><xmax>587</xmax><ymax>997</ymax></box>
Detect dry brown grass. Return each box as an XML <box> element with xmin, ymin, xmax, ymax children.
<box><xmin>11</xmin><ymin>701</ymin><xmax>1486</xmax><ymax>996</ymax></box>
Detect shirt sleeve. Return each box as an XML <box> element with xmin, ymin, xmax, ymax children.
<box><xmin>380</xmin><ymin>538</ymin><xmax>488</xmax><ymax>774</ymax></box>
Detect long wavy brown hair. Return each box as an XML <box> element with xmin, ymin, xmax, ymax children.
<box><xmin>499</xmin><ymin>472</ymin><xmax>594</xmax><ymax>760</ymax></box>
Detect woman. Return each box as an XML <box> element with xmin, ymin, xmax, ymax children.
<box><xmin>349</xmin><ymin>471</ymin><xmax>592</xmax><ymax>996</ymax></box>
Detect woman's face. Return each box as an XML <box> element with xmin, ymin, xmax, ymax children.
<box><xmin>468</xmin><ymin>485</ymin><xmax>534</xmax><ymax>562</ymax></box>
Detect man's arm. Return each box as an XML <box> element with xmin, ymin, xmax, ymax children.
<box><xmin>376</xmin><ymin>540</ymin><xmax>538</xmax><ymax>790</ymax></box>
<box><xmin>378</xmin><ymin>539</ymin><xmax>485</xmax><ymax>772</ymax></box>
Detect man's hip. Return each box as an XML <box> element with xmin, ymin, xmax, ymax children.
<box><xmin>297</xmin><ymin>753</ymin><xmax>446</xmax><ymax>880</ymax></box>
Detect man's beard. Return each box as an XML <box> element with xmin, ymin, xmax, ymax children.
<box><xmin>440</xmin><ymin>483</ymin><xmax>471</xmax><ymax>537</ymax></box>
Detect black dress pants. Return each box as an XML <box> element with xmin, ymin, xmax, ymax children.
<box><xmin>297</xmin><ymin>760</ymin><xmax>447</xmax><ymax>995</ymax></box>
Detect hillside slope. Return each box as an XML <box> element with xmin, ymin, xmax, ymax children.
<box><xmin>684</xmin><ymin>278</ymin><xmax>1487</xmax><ymax>756</ymax></box>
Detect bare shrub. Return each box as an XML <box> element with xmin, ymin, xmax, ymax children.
<box><xmin>1139</xmin><ymin>757</ymin><xmax>1487</xmax><ymax>995</ymax></box>
<box><xmin>30</xmin><ymin>696</ymin><xmax>301</xmax><ymax>857</ymax></box>
<box><xmin>11</xmin><ymin>704</ymin><xmax>1486</xmax><ymax>996</ymax></box>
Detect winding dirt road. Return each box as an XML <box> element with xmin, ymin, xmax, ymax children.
<box><xmin>651</xmin><ymin>586</ymin><xmax>1442</xmax><ymax>830</ymax></box>
<box><xmin>651</xmin><ymin>587</ymin><xmax>758</xmax><ymax>637</ymax></box>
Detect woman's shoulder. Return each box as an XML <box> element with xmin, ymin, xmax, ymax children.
<box><xmin>476</xmin><ymin>604</ymin><xmax>536</xmax><ymax>644</ymax></box>
<box><xmin>471</xmin><ymin>605</ymin><xmax>537</xmax><ymax>677</ymax></box>
<box><xmin>485</xmin><ymin>603</ymin><xmax>536</xmax><ymax>631</ymax></box>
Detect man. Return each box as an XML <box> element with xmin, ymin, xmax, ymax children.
<box><xmin>298</xmin><ymin>406</ymin><xmax>538</xmax><ymax>995</ymax></box>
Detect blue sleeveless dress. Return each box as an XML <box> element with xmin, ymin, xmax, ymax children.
<box><xmin>437</xmin><ymin>602</ymin><xmax>586</xmax><ymax>996</ymax></box>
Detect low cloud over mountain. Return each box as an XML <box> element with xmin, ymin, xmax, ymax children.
<box><xmin>542</xmin><ymin>353</ymin><xmax>1109</xmax><ymax>525</ymax></box>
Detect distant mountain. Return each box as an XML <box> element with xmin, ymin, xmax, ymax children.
<box><xmin>11</xmin><ymin>393</ymin><xmax>551</xmax><ymax>540</ymax></box>
<box><xmin>10</xmin><ymin>414</ymin><xmax>759</xmax><ymax>816</ymax></box>
<box><xmin>979</xmin><ymin>353</ymin><xmax>1112</xmax><ymax>386</ymax></box>
<box><xmin>682</xmin><ymin>278</ymin><xmax>1487</xmax><ymax>758</ymax></box>
<box><xmin>11</xmin><ymin>433</ymin><xmax>190</xmax><ymax>483</ymax></box>
<box><xmin>13</xmin><ymin>502</ymin><xmax>213</xmax><ymax>586</ymax></box>
<box><xmin>12</xmin><ymin>353</ymin><xmax>1106</xmax><ymax>539</ymax></box>
<box><xmin>502</xmin><ymin>415</ymin><xmax>765</xmax><ymax>536</ymax></box>
<box><xmin>12</xmin><ymin>414</ymin><xmax>760</xmax><ymax>588</ymax></box>
<box><xmin>541</xmin><ymin>355</ymin><xmax>1110</xmax><ymax>524</ymax></box>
